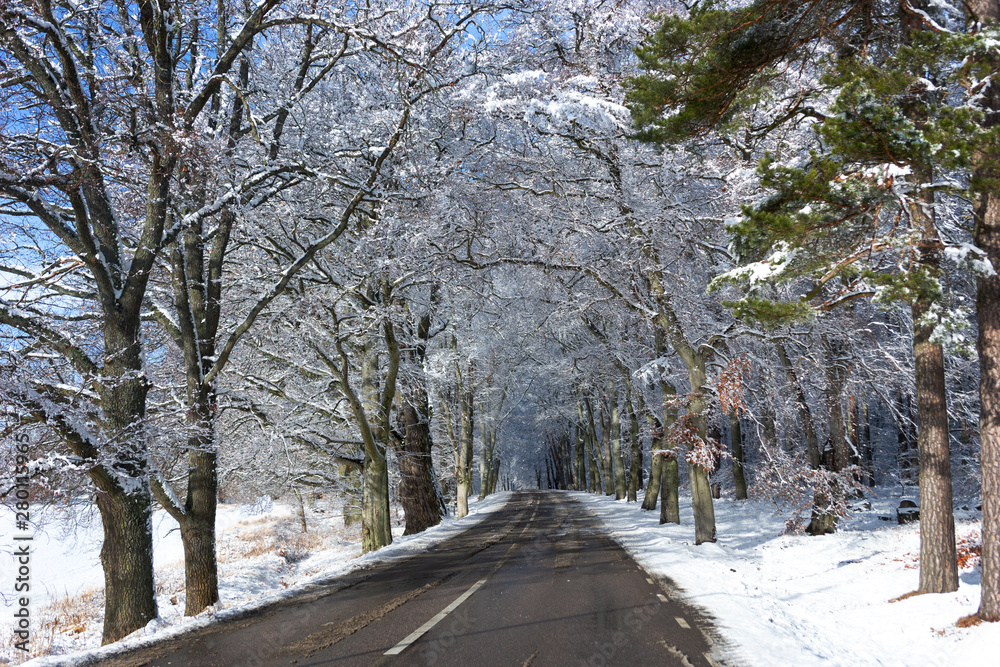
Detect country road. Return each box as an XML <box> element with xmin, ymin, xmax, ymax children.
<box><xmin>97</xmin><ymin>491</ymin><xmax>728</xmax><ymax>666</ymax></box>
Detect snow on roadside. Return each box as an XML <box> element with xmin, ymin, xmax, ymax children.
<box><xmin>2</xmin><ymin>493</ymin><xmax>510</xmax><ymax>666</ymax></box>
<box><xmin>574</xmin><ymin>491</ymin><xmax>999</xmax><ymax>667</ymax></box>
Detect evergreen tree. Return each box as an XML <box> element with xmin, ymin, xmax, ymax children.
<box><xmin>624</xmin><ymin>0</ymin><xmax>1000</xmax><ymax>597</ymax></box>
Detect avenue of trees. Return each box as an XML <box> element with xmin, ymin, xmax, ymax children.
<box><xmin>2</xmin><ymin>0</ymin><xmax>999</xmax><ymax>644</ymax></box>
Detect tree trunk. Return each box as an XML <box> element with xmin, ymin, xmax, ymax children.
<box><xmin>170</xmin><ymin>384</ymin><xmax>220</xmax><ymax>617</ymax></box>
<box><xmin>584</xmin><ymin>397</ymin><xmax>602</xmax><ymax>493</ymax></box>
<box><xmin>575</xmin><ymin>403</ymin><xmax>587</xmax><ymax>491</ymax></box>
<box><xmin>730</xmin><ymin>409</ymin><xmax>748</xmax><ymax>500</ymax></box>
<box><xmin>899</xmin><ymin>8</ymin><xmax>958</xmax><ymax>592</ymax></box>
<box><xmin>95</xmin><ymin>338</ymin><xmax>158</xmax><ymax>644</ymax></box>
<box><xmin>395</xmin><ymin>309</ymin><xmax>445</xmax><ymax>534</ymax></box>
<box><xmin>642</xmin><ymin>415</ymin><xmax>663</xmax><ymax>511</ymax></box>
<box><xmin>775</xmin><ymin>341</ymin><xmax>820</xmax><ymax>467</ymax></box>
<box><xmin>687</xmin><ymin>368</ymin><xmax>716</xmax><ymax>544</ymax></box>
<box><xmin>361</xmin><ymin>450</ymin><xmax>392</xmax><ymax>552</ymax></box>
<box><xmin>626</xmin><ymin>387</ymin><xmax>642</xmax><ymax>502</ymax></box>
<box><xmin>599</xmin><ymin>402</ymin><xmax>614</xmax><ymax>495</ymax></box>
<box><xmin>339</xmin><ymin>462</ymin><xmax>362</xmax><ymax>527</ymax></box>
<box><xmin>96</xmin><ymin>484</ymin><xmax>158</xmax><ymax>644</ymax></box>
<box><xmin>862</xmin><ymin>401</ymin><xmax>875</xmax><ymax>488</ymax></box>
<box><xmin>807</xmin><ymin>335</ymin><xmax>850</xmax><ymax>536</ymax></box>
<box><xmin>489</xmin><ymin>455</ymin><xmax>501</xmax><ymax>495</ymax></box>
<box><xmin>912</xmin><ymin>306</ymin><xmax>958</xmax><ymax>592</ymax></box>
<box><xmin>967</xmin><ymin>0</ymin><xmax>1000</xmax><ymax>620</ymax></box>
<box><xmin>649</xmin><ymin>276</ymin><xmax>714</xmax><ymax>542</ymax></box>
<box><xmin>906</xmin><ymin>154</ymin><xmax>958</xmax><ymax>593</ymax></box>
<box><xmin>397</xmin><ymin>401</ymin><xmax>444</xmax><ymax>534</ymax></box>
<box><xmin>360</xmin><ymin>339</ymin><xmax>393</xmax><ymax>550</ymax></box>
<box><xmin>660</xmin><ymin>454</ymin><xmax>681</xmax><ymax>525</ymax></box>
<box><xmin>478</xmin><ymin>414</ymin><xmax>495</xmax><ymax>501</ymax></box>
<box><xmin>179</xmin><ymin>438</ymin><xmax>220</xmax><ymax>616</ymax></box>
<box><xmin>588</xmin><ymin>431</ymin><xmax>602</xmax><ymax>493</ymax></box>
<box><xmin>823</xmin><ymin>335</ymin><xmax>850</xmax><ymax>472</ymax></box>
<box><xmin>644</xmin><ymin>377</ymin><xmax>679</xmax><ymax>512</ymax></box>
<box><xmin>976</xmin><ymin>189</ymin><xmax>1000</xmax><ymax>619</ymax></box>
<box><xmin>455</xmin><ymin>378</ymin><xmax>474</xmax><ymax>518</ymax></box>
<box><xmin>610</xmin><ymin>394</ymin><xmax>627</xmax><ymax>499</ymax></box>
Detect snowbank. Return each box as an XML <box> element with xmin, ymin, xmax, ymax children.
<box><xmin>1</xmin><ymin>493</ymin><xmax>510</xmax><ymax>666</ymax></box>
<box><xmin>575</xmin><ymin>491</ymin><xmax>999</xmax><ymax>667</ymax></box>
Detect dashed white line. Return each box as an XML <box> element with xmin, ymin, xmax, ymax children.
<box><xmin>657</xmin><ymin>593</ymin><xmax>668</xmax><ymax>602</ymax></box>
<box><xmin>386</xmin><ymin>498</ymin><xmax>539</xmax><ymax>656</ymax></box>
<box><xmin>646</xmin><ymin>577</ymin><xmax>654</xmax><ymax>585</ymax></box>
<box><xmin>384</xmin><ymin>578</ymin><xmax>488</xmax><ymax>655</ymax></box>
<box><xmin>675</xmin><ymin>617</ymin><xmax>691</xmax><ymax>629</ymax></box>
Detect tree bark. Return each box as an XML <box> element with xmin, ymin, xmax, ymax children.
<box><xmin>177</xmin><ymin>434</ymin><xmax>220</xmax><ymax>616</ymax></box>
<box><xmin>626</xmin><ymin>387</ymin><xmax>642</xmax><ymax>502</ymax></box>
<box><xmin>660</xmin><ymin>453</ymin><xmax>681</xmax><ymax>525</ymax></box>
<box><xmin>360</xmin><ymin>337</ymin><xmax>393</xmax><ymax>550</ymax></box>
<box><xmin>478</xmin><ymin>414</ymin><xmax>496</xmax><ymax>501</ymax></box>
<box><xmin>339</xmin><ymin>462</ymin><xmax>362</xmax><ymax>527</ymax></box>
<box><xmin>397</xmin><ymin>401</ymin><xmax>444</xmax><ymax>534</ymax></box>
<box><xmin>642</xmin><ymin>415</ymin><xmax>664</xmax><ymax>511</ymax></box>
<box><xmin>96</xmin><ymin>329</ymin><xmax>159</xmax><ymax>644</ymax></box>
<box><xmin>96</xmin><ymin>485</ymin><xmax>158</xmax><ymax>644</ymax></box>
<box><xmin>394</xmin><ymin>311</ymin><xmax>445</xmax><ymax>535</ymax></box>
<box><xmin>807</xmin><ymin>335</ymin><xmax>850</xmax><ymax>536</ymax></box>
<box><xmin>912</xmin><ymin>300</ymin><xmax>958</xmax><ymax>592</ymax></box>
<box><xmin>455</xmin><ymin>367</ymin><xmax>474</xmax><ymax>518</ymax></box>
<box><xmin>897</xmin><ymin>4</ymin><xmax>958</xmax><ymax>593</ymax></box>
<box><xmin>686</xmin><ymin>366</ymin><xmax>717</xmax><ymax>544</ymax></box>
<box><xmin>599</xmin><ymin>402</ymin><xmax>614</xmax><ymax>495</ymax></box>
<box><xmin>322</xmin><ymin>309</ymin><xmax>396</xmax><ymax>553</ymax></box>
<box><xmin>584</xmin><ymin>396</ymin><xmax>602</xmax><ymax>493</ymax></box>
<box><xmin>822</xmin><ymin>335</ymin><xmax>851</xmax><ymax>472</ymax></box>
<box><xmin>968</xmin><ymin>0</ymin><xmax>1000</xmax><ymax>621</ymax></box>
<box><xmin>730</xmin><ymin>409</ymin><xmax>748</xmax><ymax>500</ymax></box>
<box><xmin>976</xmin><ymin>189</ymin><xmax>1000</xmax><ymax>619</ymax></box>
<box><xmin>775</xmin><ymin>341</ymin><xmax>820</xmax><ymax>467</ymax></box>
<box><xmin>575</xmin><ymin>402</ymin><xmax>587</xmax><ymax>491</ymax></box>
<box><xmin>361</xmin><ymin>451</ymin><xmax>392</xmax><ymax>552</ymax></box>
<box><xmin>610</xmin><ymin>393</ymin><xmax>627</xmax><ymax>499</ymax></box>
<box><xmin>650</xmin><ymin>274</ymin><xmax>715</xmax><ymax>542</ymax></box>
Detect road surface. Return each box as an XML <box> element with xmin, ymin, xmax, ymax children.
<box><xmin>99</xmin><ymin>491</ymin><xmax>728</xmax><ymax>666</ymax></box>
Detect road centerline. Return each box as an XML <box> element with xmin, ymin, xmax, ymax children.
<box><xmin>384</xmin><ymin>498</ymin><xmax>537</xmax><ymax>656</ymax></box>
<box><xmin>383</xmin><ymin>577</ymin><xmax>489</xmax><ymax>655</ymax></box>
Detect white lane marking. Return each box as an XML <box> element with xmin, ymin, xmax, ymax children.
<box><xmin>675</xmin><ymin>617</ymin><xmax>691</xmax><ymax>629</ymax></box>
<box><xmin>657</xmin><ymin>593</ymin><xmax>668</xmax><ymax>602</ymax></box>
<box><xmin>646</xmin><ymin>578</ymin><xmax>654</xmax><ymax>585</ymax></box>
<box><xmin>384</xmin><ymin>578</ymin><xmax>488</xmax><ymax>655</ymax></box>
<box><xmin>385</xmin><ymin>495</ymin><xmax>538</xmax><ymax>656</ymax></box>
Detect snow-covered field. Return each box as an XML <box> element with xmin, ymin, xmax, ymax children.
<box><xmin>576</xmin><ymin>491</ymin><xmax>999</xmax><ymax>667</ymax></box>
<box><xmin>3</xmin><ymin>491</ymin><xmax>998</xmax><ymax>666</ymax></box>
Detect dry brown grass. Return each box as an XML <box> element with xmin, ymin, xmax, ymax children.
<box><xmin>218</xmin><ymin>516</ymin><xmax>329</xmax><ymax>564</ymax></box>
<box><xmin>1</xmin><ymin>587</ymin><xmax>104</xmax><ymax>664</ymax></box>
<box><xmin>0</xmin><ymin>511</ymin><xmax>358</xmax><ymax>664</ymax></box>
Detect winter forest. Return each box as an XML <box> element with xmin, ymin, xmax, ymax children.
<box><xmin>3</xmin><ymin>0</ymin><xmax>1000</xmax><ymax>662</ymax></box>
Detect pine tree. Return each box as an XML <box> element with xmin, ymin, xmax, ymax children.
<box><xmin>624</xmin><ymin>0</ymin><xmax>990</xmax><ymax>594</ymax></box>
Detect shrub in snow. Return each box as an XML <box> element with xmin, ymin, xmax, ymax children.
<box><xmin>240</xmin><ymin>495</ymin><xmax>274</xmax><ymax>517</ymax></box>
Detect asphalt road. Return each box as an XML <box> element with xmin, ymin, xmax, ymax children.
<box><xmin>98</xmin><ymin>491</ymin><xmax>728</xmax><ymax>666</ymax></box>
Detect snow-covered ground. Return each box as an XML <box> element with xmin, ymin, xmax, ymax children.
<box><xmin>3</xmin><ymin>491</ymin><xmax>998</xmax><ymax>666</ymax></box>
<box><xmin>576</xmin><ymin>491</ymin><xmax>999</xmax><ymax>667</ymax></box>
<box><xmin>0</xmin><ymin>494</ymin><xmax>509</xmax><ymax>666</ymax></box>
